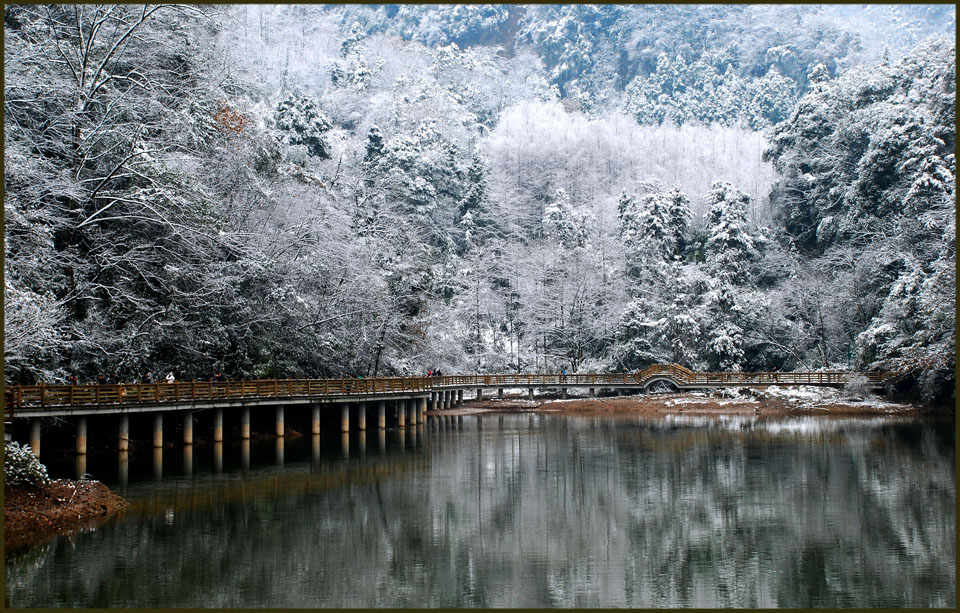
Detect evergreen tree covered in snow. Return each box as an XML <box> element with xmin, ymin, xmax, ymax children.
<box><xmin>665</xmin><ymin>185</ymin><xmax>693</xmax><ymax>258</ymax></box>
<box><xmin>274</xmin><ymin>93</ymin><xmax>334</xmax><ymax>160</ymax></box>
<box><xmin>764</xmin><ymin>36</ymin><xmax>955</xmax><ymax>402</ymax></box>
<box><xmin>703</xmin><ymin>182</ymin><xmax>759</xmax><ymax>278</ymax></box>
<box><xmin>455</xmin><ymin>155</ymin><xmax>501</xmax><ymax>254</ymax></box>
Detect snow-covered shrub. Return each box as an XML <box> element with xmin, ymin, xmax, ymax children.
<box><xmin>842</xmin><ymin>373</ymin><xmax>871</xmax><ymax>400</ymax></box>
<box><xmin>3</xmin><ymin>441</ymin><xmax>51</xmax><ymax>489</ymax></box>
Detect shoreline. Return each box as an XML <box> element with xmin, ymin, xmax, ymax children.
<box><xmin>430</xmin><ymin>389</ymin><xmax>947</xmax><ymax>419</ymax></box>
<box><xmin>4</xmin><ymin>479</ymin><xmax>128</xmax><ymax>554</ymax></box>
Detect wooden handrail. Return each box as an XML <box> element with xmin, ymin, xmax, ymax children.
<box><xmin>1</xmin><ymin>368</ymin><xmax>901</xmax><ymax>414</ymax></box>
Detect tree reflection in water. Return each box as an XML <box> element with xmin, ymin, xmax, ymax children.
<box><xmin>4</xmin><ymin>415</ymin><xmax>955</xmax><ymax>608</ymax></box>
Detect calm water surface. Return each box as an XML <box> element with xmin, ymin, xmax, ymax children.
<box><xmin>4</xmin><ymin>413</ymin><xmax>955</xmax><ymax>608</ymax></box>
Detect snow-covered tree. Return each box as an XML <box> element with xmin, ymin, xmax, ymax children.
<box><xmin>703</xmin><ymin>181</ymin><xmax>759</xmax><ymax>279</ymax></box>
<box><xmin>273</xmin><ymin>93</ymin><xmax>334</xmax><ymax>160</ymax></box>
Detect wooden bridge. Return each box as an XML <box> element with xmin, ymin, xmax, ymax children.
<box><xmin>3</xmin><ymin>365</ymin><xmax>902</xmax><ymax>457</ymax></box>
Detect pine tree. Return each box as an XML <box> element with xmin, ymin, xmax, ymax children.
<box><xmin>364</xmin><ymin>125</ymin><xmax>385</xmax><ymax>161</ymax></box>
<box><xmin>703</xmin><ymin>181</ymin><xmax>758</xmax><ymax>279</ymax></box>
<box><xmin>274</xmin><ymin>93</ymin><xmax>333</xmax><ymax>160</ymax></box>
<box><xmin>665</xmin><ymin>184</ymin><xmax>692</xmax><ymax>258</ymax></box>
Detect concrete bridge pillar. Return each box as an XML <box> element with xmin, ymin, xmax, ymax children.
<box><xmin>398</xmin><ymin>400</ymin><xmax>406</xmax><ymax>428</ymax></box>
<box><xmin>312</xmin><ymin>404</ymin><xmax>321</xmax><ymax>435</ymax></box>
<box><xmin>241</xmin><ymin>407</ymin><xmax>251</xmax><ymax>439</ymax></box>
<box><xmin>29</xmin><ymin>418</ymin><xmax>41</xmax><ymax>457</ymax></box>
<box><xmin>420</xmin><ymin>397</ymin><xmax>427</xmax><ymax>423</ymax></box>
<box><xmin>378</xmin><ymin>401</ymin><xmax>386</xmax><ymax>429</ymax></box>
<box><xmin>528</xmin><ymin>388</ymin><xmax>534</xmax><ymax>400</ymax></box>
<box><xmin>341</xmin><ymin>403</ymin><xmax>350</xmax><ymax>433</ymax></box>
<box><xmin>561</xmin><ymin>388</ymin><xmax>568</xmax><ymax>399</ymax></box>
<box><xmin>498</xmin><ymin>388</ymin><xmax>504</xmax><ymax>399</ymax></box>
<box><xmin>357</xmin><ymin>402</ymin><xmax>366</xmax><ymax>431</ymax></box>
<box><xmin>407</xmin><ymin>400</ymin><xmax>415</xmax><ymax>424</ymax></box>
<box><xmin>152</xmin><ymin>413</ymin><xmax>163</xmax><ymax>448</ymax></box>
<box><xmin>589</xmin><ymin>388</ymin><xmax>596</xmax><ymax>398</ymax></box>
<box><xmin>429</xmin><ymin>392</ymin><xmax>437</xmax><ymax>411</ymax></box>
<box><xmin>213</xmin><ymin>408</ymin><xmax>223</xmax><ymax>442</ymax></box>
<box><xmin>77</xmin><ymin>417</ymin><xmax>89</xmax><ymax>454</ymax></box>
<box><xmin>276</xmin><ymin>406</ymin><xmax>285</xmax><ymax>437</ymax></box>
<box><xmin>445</xmin><ymin>391</ymin><xmax>452</xmax><ymax>409</ymax></box>
<box><xmin>118</xmin><ymin>451</ymin><xmax>129</xmax><ymax>484</ymax></box>
<box><xmin>152</xmin><ymin>447</ymin><xmax>162</xmax><ymax>479</ymax></box>
<box><xmin>118</xmin><ymin>415</ymin><xmax>129</xmax><ymax>451</ymax></box>
<box><xmin>476</xmin><ymin>388</ymin><xmax>483</xmax><ymax>400</ymax></box>
<box><xmin>183</xmin><ymin>445</ymin><xmax>193</xmax><ymax>477</ymax></box>
<box><xmin>183</xmin><ymin>411</ymin><xmax>194</xmax><ymax>445</ymax></box>
<box><xmin>214</xmin><ymin>442</ymin><xmax>223</xmax><ymax>473</ymax></box>
<box><xmin>457</xmin><ymin>389</ymin><xmax>463</xmax><ymax>406</ymax></box>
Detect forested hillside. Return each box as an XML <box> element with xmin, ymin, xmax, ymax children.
<box><xmin>3</xmin><ymin>5</ymin><xmax>955</xmax><ymax>403</ymax></box>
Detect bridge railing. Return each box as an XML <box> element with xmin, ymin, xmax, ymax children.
<box><xmin>3</xmin><ymin>368</ymin><xmax>902</xmax><ymax>419</ymax></box>
<box><xmin>434</xmin><ymin>373</ymin><xmax>648</xmax><ymax>387</ymax></box>
<box><xmin>3</xmin><ymin>377</ymin><xmax>432</xmax><ymax>418</ymax></box>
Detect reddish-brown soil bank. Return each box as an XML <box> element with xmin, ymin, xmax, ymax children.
<box><xmin>4</xmin><ymin>479</ymin><xmax>128</xmax><ymax>552</ymax></box>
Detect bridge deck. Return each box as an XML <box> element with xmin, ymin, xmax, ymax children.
<box><xmin>3</xmin><ymin>365</ymin><xmax>902</xmax><ymax>420</ymax></box>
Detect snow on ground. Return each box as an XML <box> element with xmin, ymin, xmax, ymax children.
<box><xmin>758</xmin><ymin>385</ymin><xmax>838</xmax><ymax>402</ymax></box>
<box><xmin>748</xmin><ymin>385</ymin><xmax>914</xmax><ymax>412</ymax></box>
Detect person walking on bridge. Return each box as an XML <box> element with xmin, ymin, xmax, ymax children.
<box><xmin>165</xmin><ymin>371</ymin><xmax>175</xmax><ymax>384</ymax></box>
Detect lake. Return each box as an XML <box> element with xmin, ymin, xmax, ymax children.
<box><xmin>4</xmin><ymin>412</ymin><xmax>955</xmax><ymax>608</ymax></box>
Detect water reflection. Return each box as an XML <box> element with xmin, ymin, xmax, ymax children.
<box><xmin>242</xmin><ymin>439</ymin><xmax>250</xmax><ymax>472</ymax></box>
<box><xmin>5</xmin><ymin>415</ymin><xmax>954</xmax><ymax>609</ymax></box>
<box><xmin>275</xmin><ymin>437</ymin><xmax>284</xmax><ymax>466</ymax></box>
